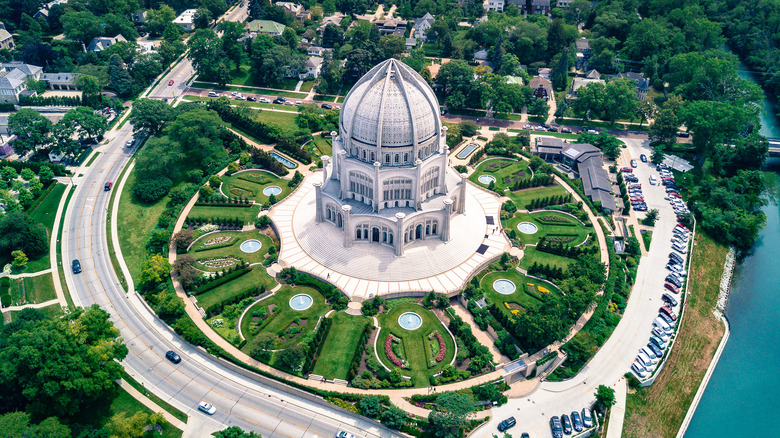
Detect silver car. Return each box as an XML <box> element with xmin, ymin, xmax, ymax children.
<box><xmin>198</xmin><ymin>401</ymin><xmax>216</xmax><ymax>415</ymax></box>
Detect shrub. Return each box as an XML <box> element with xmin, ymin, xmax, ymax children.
<box><xmin>132</xmin><ymin>176</ymin><xmax>173</xmax><ymax>203</ymax></box>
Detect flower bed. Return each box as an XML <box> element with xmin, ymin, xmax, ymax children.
<box><xmin>484</xmin><ymin>161</ymin><xmax>512</xmax><ymax>172</ymax></box>
<box><xmin>205</xmin><ymin>236</ymin><xmax>232</xmax><ymax>246</ymax></box>
<box><xmin>434</xmin><ymin>331</ymin><xmax>446</xmax><ymax>362</ymax></box>
<box><xmin>385</xmin><ymin>334</ymin><xmax>406</xmax><ymax>368</ymax></box>
<box><xmin>198</xmin><ymin>256</ymin><xmax>241</xmax><ymax>269</ymax></box>
<box><xmin>543</xmin><ymin>234</ymin><xmax>578</xmax><ymax>244</ymax></box>
<box><xmin>238</xmin><ymin>173</ymin><xmax>273</xmax><ymax>185</ymax></box>
<box><xmin>535</xmin><ymin>215</ymin><xmax>576</xmax><ymax>226</ymax></box>
<box><xmin>229</xmin><ymin>186</ymin><xmax>256</xmax><ymax>198</ymax></box>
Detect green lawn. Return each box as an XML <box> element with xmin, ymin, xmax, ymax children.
<box><xmin>221</xmin><ymin>170</ymin><xmax>293</xmax><ymax>204</ymax></box>
<box><xmin>255</xmin><ymin>109</ymin><xmax>299</xmax><ymax>127</ymax></box>
<box><xmin>309</xmin><ymin>135</ymin><xmax>333</xmax><ymax>157</ymax></box>
<box><xmin>312</xmin><ymin>312</ymin><xmax>371</xmax><ymax>380</ymax></box>
<box><xmin>85</xmin><ymin>388</ymin><xmax>183</xmax><ymax>438</ymax></box>
<box><xmin>508</xmin><ymin>184</ymin><xmax>569</xmax><ymax>209</ymax></box>
<box><xmin>480</xmin><ymin>270</ymin><xmax>560</xmax><ymax>314</ymax></box>
<box><xmin>469</xmin><ymin>159</ymin><xmax>530</xmax><ymax>190</ymax></box>
<box><xmin>118</xmin><ymin>171</ymin><xmax>173</xmax><ymax>282</ymax></box>
<box><xmin>190</xmin><ymin>230</ymin><xmax>273</xmax><ymax>268</ymax></box>
<box><xmin>240</xmin><ymin>286</ymin><xmax>331</xmax><ymax>353</ymax></box>
<box><xmin>518</xmin><ymin>246</ymin><xmax>574</xmax><ymax>271</ymax></box>
<box><xmin>504</xmin><ymin>211</ymin><xmax>591</xmax><ymax>245</ymax></box>
<box><xmin>10</xmin><ymin>302</ymin><xmax>62</xmax><ymax>321</ymax></box>
<box><xmin>187</xmin><ymin>204</ymin><xmax>261</xmax><ymax>225</ymax></box>
<box><xmin>376</xmin><ymin>303</ymin><xmax>456</xmax><ymax>387</ymax></box>
<box><xmin>195</xmin><ymin>266</ymin><xmax>276</xmax><ymax>311</ymax></box>
<box><xmin>28</xmin><ymin>183</ymin><xmax>66</xmax><ymax>235</ymax></box>
<box><xmin>9</xmin><ymin>273</ymin><xmax>57</xmax><ymax>305</ymax></box>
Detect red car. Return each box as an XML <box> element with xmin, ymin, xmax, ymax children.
<box><xmin>168</xmin><ymin>79</ymin><xmax>174</xmax><ymax>86</ymax></box>
<box><xmin>659</xmin><ymin>306</ymin><xmax>677</xmax><ymax>321</ymax></box>
<box><xmin>630</xmin><ymin>197</ymin><xmax>644</xmax><ymax>202</ymax></box>
<box><xmin>620</xmin><ymin>167</ymin><xmax>633</xmax><ymax>173</ymax></box>
<box><xmin>664</xmin><ymin>282</ymin><xmax>680</xmax><ymax>294</ymax></box>
<box><xmin>676</xmin><ymin>224</ymin><xmax>689</xmax><ymax>232</ymax></box>
<box><xmin>629</xmin><ymin>184</ymin><xmax>642</xmax><ymax>189</ymax></box>
<box><xmin>668</xmin><ymin>192</ymin><xmax>682</xmax><ymax>198</ymax></box>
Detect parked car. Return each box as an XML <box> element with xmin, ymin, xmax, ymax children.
<box><xmin>647</xmin><ymin>342</ymin><xmax>663</xmax><ymax>358</ymax></box>
<box><xmin>561</xmin><ymin>414</ymin><xmax>573</xmax><ymax>435</ymax></box>
<box><xmin>571</xmin><ymin>411</ymin><xmax>583</xmax><ymax>432</ymax></box>
<box><xmin>582</xmin><ymin>408</ymin><xmax>593</xmax><ymax>428</ymax></box>
<box><xmin>641</xmin><ymin>345</ymin><xmax>659</xmax><ymax>361</ymax></box>
<box><xmin>665</xmin><ymin>276</ymin><xmax>682</xmax><ymax>288</ymax></box>
<box><xmin>632</xmin><ymin>361</ymin><xmax>648</xmax><ymax>378</ymax></box>
<box><xmin>640</xmin><ymin>154</ymin><xmax>648</xmax><ymax>162</ymax></box>
<box><xmin>284</xmin><ymin>101</ymin><xmax>295</xmax><ymax>106</ymax></box>
<box><xmin>165</xmin><ymin>350</ymin><xmax>181</xmax><ymax>364</ymax></box>
<box><xmin>273</xmin><ymin>98</ymin><xmax>284</xmax><ymax>104</ymax></box>
<box><xmin>636</xmin><ymin>352</ymin><xmax>654</xmax><ymax>368</ymax></box>
<box><xmin>660</xmin><ymin>306</ymin><xmax>678</xmax><ymax>321</ymax></box>
<box><xmin>653</xmin><ymin>317</ymin><xmax>673</xmax><ymax>333</ymax></box>
<box><xmin>197</xmin><ymin>401</ymin><xmax>216</xmax><ymax>415</ymax></box>
<box><xmin>276</xmin><ymin>96</ymin><xmax>286</xmax><ymax>102</ymax></box>
<box><xmin>72</xmin><ymin>259</ymin><xmax>81</xmax><ymax>274</ymax></box>
<box><xmin>550</xmin><ymin>416</ymin><xmax>564</xmax><ymax>438</ymax></box>
<box><xmin>650</xmin><ymin>336</ymin><xmax>668</xmax><ymax>350</ymax></box>
<box><xmin>208</xmin><ymin>91</ymin><xmax>219</xmax><ymax>97</ymax></box>
<box><xmin>561</xmin><ymin>127</ymin><xmax>571</xmax><ymax>133</ymax></box>
<box><xmin>125</xmin><ymin>139</ymin><xmax>134</xmax><ymax>148</ymax></box>
<box><xmin>246</xmin><ymin>96</ymin><xmax>257</xmax><ymax>102</ymax></box>
<box><xmin>652</xmin><ymin>327</ymin><xmax>671</xmax><ymax>341</ymax></box>
<box><xmin>259</xmin><ymin>97</ymin><xmax>271</xmax><ymax>103</ymax></box>
<box><xmin>678</xmin><ymin>131</ymin><xmax>690</xmax><ymax>138</ymax></box>
<box><xmin>662</xmin><ymin>293</ymin><xmax>679</xmax><ymax>307</ymax></box>
<box><xmin>620</xmin><ymin>167</ymin><xmax>633</xmax><ymax>173</ymax></box>
<box><xmin>548</xmin><ymin>127</ymin><xmax>559</xmax><ymax>132</ymax></box>
<box><xmin>665</xmin><ymin>282</ymin><xmax>681</xmax><ymax>294</ymax></box>
<box><xmin>631</xmin><ymin>159</ymin><xmax>638</xmax><ymax>168</ymax></box>
<box><xmin>669</xmin><ymin>252</ymin><xmax>684</xmax><ymax>263</ymax></box>
<box><xmin>649</xmin><ymin>175</ymin><xmax>658</xmax><ymax>185</ymax></box>
<box><xmin>321</xmin><ymin>103</ymin><xmax>332</xmax><ymax>109</ymax></box>
<box><xmin>497</xmin><ymin>416</ymin><xmax>516</xmax><ymax>432</ymax></box>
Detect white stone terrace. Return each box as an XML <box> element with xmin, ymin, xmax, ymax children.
<box><xmin>271</xmin><ymin>171</ymin><xmax>510</xmax><ymax>300</ymax></box>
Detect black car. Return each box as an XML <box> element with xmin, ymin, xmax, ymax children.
<box><xmin>72</xmin><ymin>259</ymin><xmax>81</xmax><ymax>274</ymax></box>
<box><xmin>561</xmin><ymin>127</ymin><xmax>571</xmax><ymax>133</ymax></box>
<box><xmin>666</xmin><ymin>276</ymin><xmax>682</xmax><ymax>288</ymax></box>
<box><xmin>321</xmin><ymin>103</ymin><xmax>332</xmax><ymax>109</ymax></box>
<box><xmin>669</xmin><ymin>252</ymin><xmax>684</xmax><ymax>263</ymax></box>
<box><xmin>662</xmin><ymin>293</ymin><xmax>678</xmax><ymax>307</ymax></box>
<box><xmin>165</xmin><ymin>350</ymin><xmax>182</xmax><ymax>364</ymax></box>
<box><xmin>548</xmin><ymin>127</ymin><xmax>559</xmax><ymax>132</ymax></box>
<box><xmin>276</xmin><ymin>96</ymin><xmax>286</xmax><ymax>102</ymax></box>
<box><xmin>561</xmin><ymin>414</ymin><xmax>573</xmax><ymax>435</ymax></box>
<box><xmin>550</xmin><ymin>416</ymin><xmax>563</xmax><ymax>438</ymax></box>
<box><xmin>272</xmin><ymin>98</ymin><xmax>285</xmax><ymax>105</ymax></box>
<box><xmin>246</xmin><ymin>96</ymin><xmax>257</xmax><ymax>102</ymax></box>
<box><xmin>497</xmin><ymin>416</ymin><xmax>516</xmax><ymax>432</ymax></box>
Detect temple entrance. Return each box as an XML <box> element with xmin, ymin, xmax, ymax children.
<box><xmin>372</xmin><ymin>227</ymin><xmax>380</xmax><ymax>242</ymax></box>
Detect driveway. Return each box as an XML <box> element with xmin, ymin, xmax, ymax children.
<box><xmin>476</xmin><ymin>138</ymin><xmax>685</xmax><ymax>437</ymax></box>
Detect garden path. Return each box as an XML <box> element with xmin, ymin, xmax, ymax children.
<box><xmin>449</xmin><ymin>303</ymin><xmax>511</xmax><ymax>364</ymax></box>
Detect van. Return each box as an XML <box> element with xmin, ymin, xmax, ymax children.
<box><xmin>653</xmin><ymin>317</ymin><xmax>672</xmax><ymax>332</ymax></box>
<box><xmin>652</xmin><ymin>327</ymin><xmax>670</xmax><ymax>341</ymax></box>
<box><xmin>636</xmin><ymin>352</ymin><xmax>654</xmax><ymax>368</ymax></box>
<box><xmin>632</xmin><ymin>361</ymin><xmax>648</xmax><ymax>378</ymax></box>
<box><xmin>641</xmin><ymin>346</ymin><xmax>658</xmax><ymax>362</ymax></box>
<box><xmin>649</xmin><ymin>175</ymin><xmax>658</xmax><ymax>185</ymax></box>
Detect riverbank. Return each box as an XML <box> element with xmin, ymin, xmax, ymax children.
<box><xmin>622</xmin><ymin>233</ymin><xmax>728</xmax><ymax>438</ymax></box>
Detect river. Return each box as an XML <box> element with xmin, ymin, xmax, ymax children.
<box><xmin>684</xmin><ymin>68</ymin><xmax>780</xmax><ymax>436</ymax></box>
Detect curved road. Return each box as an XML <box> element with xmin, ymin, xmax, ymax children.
<box><xmin>61</xmin><ymin>91</ymin><xmax>402</xmax><ymax>438</ymax></box>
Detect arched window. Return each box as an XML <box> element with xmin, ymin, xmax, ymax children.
<box><xmin>356</xmin><ymin>228</ymin><xmax>361</xmax><ymax>239</ymax></box>
<box><xmin>426</xmin><ymin>224</ymin><xmax>431</xmax><ymax>235</ymax></box>
<box><xmin>371</xmin><ymin>152</ymin><xmax>375</xmax><ymax>161</ymax></box>
<box><xmin>385</xmin><ymin>154</ymin><xmax>390</xmax><ymax>163</ymax></box>
<box><xmin>389</xmin><ymin>233</ymin><xmax>393</xmax><ymax>244</ymax></box>
<box><xmin>404</xmin><ymin>153</ymin><xmax>408</xmax><ymax>162</ymax></box>
<box><xmin>432</xmin><ymin>222</ymin><xmax>438</xmax><ymax>234</ymax></box>
<box><xmin>395</xmin><ymin>154</ymin><xmax>399</xmax><ymax>163</ymax></box>
<box><xmin>362</xmin><ymin>150</ymin><xmax>366</xmax><ymax>160</ymax></box>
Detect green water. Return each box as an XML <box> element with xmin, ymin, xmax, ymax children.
<box><xmin>685</xmin><ymin>65</ymin><xmax>780</xmax><ymax>436</ymax></box>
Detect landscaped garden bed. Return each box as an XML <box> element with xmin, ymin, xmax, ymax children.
<box><xmin>503</xmin><ymin>211</ymin><xmax>591</xmax><ymax>246</ymax></box>
<box><xmin>221</xmin><ymin>170</ymin><xmax>294</xmax><ymax>205</ymax></box>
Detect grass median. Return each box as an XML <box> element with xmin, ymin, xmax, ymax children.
<box><xmin>623</xmin><ymin>232</ymin><xmax>727</xmax><ymax>438</ymax></box>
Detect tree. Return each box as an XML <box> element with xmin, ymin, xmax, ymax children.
<box><xmin>108</xmin><ymin>411</ymin><xmax>149</xmax><ymax>438</ymax></box>
<box><xmin>108</xmin><ymin>54</ymin><xmax>135</xmax><ymax>97</ymax></box>
<box><xmin>277</xmin><ymin>345</ymin><xmax>305</xmax><ymax>371</ymax></box>
<box><xmin>129</xmin><ymin>98</ymin><xmax>176</xmax><ymax>135</ymax></box>
<box><xmin>381</xmin><ymin>405</ymin><xmax>409</xmax><ymax>430</ymax></box>
<box><xmin>603</xmin><ymin>78</ymin><xmax>639</xmax><ymax>123</ymax></box>
<box><xmin>39</xmin><ymin>166</ymin><xmax>55</xmax><ymax>185</ymax></box>
<box><xmin>59</xmin><ymin>10</ymin><xmax>102</xmax><ymax>44</ymax></box>
<box><xmin>0</xmin><ymin>412</ymin><xmax>71</xmax><ymax>438</ymax></box>
<box><xmin>0</xmin><ymin>305</ymin><xmax>128</xmax><ymax>418</ymax></box>
<box><xmin>565</xmin><ymin>0</ymin><xmax>591</xmax><ymax>25</ymax></box>
<box><xmin>436</xmin><ymin>60</ymin><xmax>477</xmax><ymax>108</ymax></box>
<box><xmin>11</xmin><ymin>250</ymin><xmax>28</xmax><ymax>267</ymax></box>
<box><xmin>641</xmin><ymin>209</ymin><xmax>659</xmax><ymax>226</ymax></box>
<box><xmin>359</xmin><ymin>395</ymin><xmax>382</xmax><ymax>418</ymax></box>
<box><xmin>29</xmin><ymin>178</ymin><xmax>44</xmax><ymax>196</ymax></box>
<box><xmin>1</xmin><ymin>166</ymin><xmax>17</xmax><ymax>181</ymax></box>
<box><xmin>595</xmin><ymin>385</ymin><xmax>616</xmax><ymax>411</ymax></box>
<box><xmin>49</xmin><ymin>121</ymin><xmax>81</xmax><ymax>157</ymax></box>
<box><xmin>145</xmin><ymin>5</ymin><xmax>177</xmax><ymax>36</ymax></box>
<box><xmin>636</xmin><ymin>97</ymin><xmax>656</xmax><ymax>127</ymax></box>
<box><xmin>528</xmin><ymin>98</ymin><xmax>550</xmax><ymax>118</ymax></box>
<box><xmin>76</xmin><ymin>74</ymin><xmax>103</xmax><ymax>108</ymax></box>
<box><xmin>167</xmin><ymin>108</ymin><xmax>226</xmax><ymax>165</ymax></box>
<box><xmin>428</xmin><ymin>392</ymin><xmax>475</xmax><ymax>438</ymax></box>
<box><xmin>213</xmin><ymin>426</ymin><xmax>263</xmax><ymax>438</ymax></box>
<box><xmin>0</xmin><ymin>212</ymin><xmax>49</xmax><ymax>258</ymax></box>
<box><xmin>648</xmin><ymin>95</ymin><xmax>683</xmax><ymax>145</ymax></box>
<box><xmin>680</xmin><ymin>100</ymin><xmax>760</xmax><ymax>164</ymax></box>
<box><xmin>188</xmin><ymin>29</ymin><xmax>225</xmax><ymax>80</ymax></box>
<box><xmin>712</xmin><ymin>133</ymin><xmax>769</xmax><ymax>177</ymax></box>
<box><xmin>62</xmin><ymin>106</ymin><xmax>109</xmax><ymax>141</ymax></box>
<box><xmin>651</xmin><ymin>143</ymin><xmax>666</xmax><ymax>165</ymax></box>
<box><xmin>139</xmin><ymin>254</ymin><xmax>172</xmax><ymax>291</ymax></box>
<box><xmin>19</xmin><ymin>168</ymin><xmax>35</xmax><ymax>181</ymax></box>
<box><xmin>194</xmin><ymin>7</ymin><xmax>213</xmax><ymax>29</ymax></box>
<box><xmin>8</xmin><ymin>108</ymin><xmax>53</xmax><ymax>156</ymax></box>
<box><xmin>217</xmin><ymin>21</ymin><xmax>246</xmax><ymax>70</ymax></box>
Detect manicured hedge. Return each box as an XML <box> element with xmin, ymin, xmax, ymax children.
<box><xmin>0</xmin><ymin>160</ymin><xmax>66</xmax><ymax>176</ymax></box>
<box><xmin>347</xmin><ymin>322</ymin><xmax>374</xmax><ymax>381</ymax></box>
<box><xmin>302</xmin><ymin>317</ymin><xmax>332</xmax><ymax>375</ymax></box>
<box><xmin>204</xmin><ymin>285</ymin><xmax>265</xmax><ymax>316</ymax></box>
<box><xmin>194</xmin><ymin>266</ymin><xmax>252</xmax><ymax>295</ymax></box>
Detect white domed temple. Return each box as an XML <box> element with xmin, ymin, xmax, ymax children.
<box><xmin>315</xmin><ymin>59</ymin><xmax>466</xmax><ymax>256</ymax></box>
<box><xmin>271</xmin><ymin>59</ymin><xmax>510</xmax><ymax>299</ymax></box>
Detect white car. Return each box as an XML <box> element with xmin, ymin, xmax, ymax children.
<box><xmin>632</xmin><ymin>361</ymin><xmax>648</xmax><ymax>378</ymax></box>
<box><xmin>649</xmin><ymin>175</ymin><xmax>658</xmax><ymax>185</ymax></box>
<box><xmin>208</xmin><ymin>91</ymin><xmax>219</xmax><ymax>97</ymax></box>
<box><xmin>198</xmin><ymin>401</ymin><xmax>216</xmax><ymax>415</ymax></box>
<box><xmin>336</xmin><ymin>432</ymin><xmax>356</xmax><ymax>438</ymax></box>
<box><xmin>259</xmin><ymin>97</ymin><xmax>270</xmax><ymax>103</ymax></box>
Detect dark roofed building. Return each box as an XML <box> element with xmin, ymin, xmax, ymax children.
<box><xmin>532</xmin><ymin>138</ymin><xmax>617</xmax><ymax>213</ymax></box>
<box><xmin>611</xmin><ymin>71</ymin><xmax>651</xmax><ymax>99</ymax></box>
<box><xmin>529</xmin><ymin>76</ymin><xmax>553</xmax><ymax>100</ymax></box>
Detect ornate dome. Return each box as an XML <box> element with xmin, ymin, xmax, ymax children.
<box><xmin>340</xmin><ymin>59</ymin><xmax>441</xmax><ymax>150</ymax></box>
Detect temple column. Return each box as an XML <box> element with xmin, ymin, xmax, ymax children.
<box><xmin>442</xmin><ymin>198</ymin><xmax>453</xmax><ymax>242</ymax></box>
<box><xmin>338</xmin><ymin>149</ymin><xmax>347</xmax><ymax>198</ymax></box>
<box><xmin>373</xmin><ymin>161</ymin><xmax>381</xmax><ymax>212</ymax></box>
<box><xmin>458</xmin><ymin>173</ymin><xmax>468</xmax><ymax>214</ymax></box>
<box><xmin>395</xmin><ymin>212</ymin><xmax>405</xmax><ymax>256</ymax></box>
<box><xmin>321</xmin><ymin>155</ymin><xmax>330</xmax><ymax>182</ymax></box>
<box><xmin>415</xmin><ymin>158</ymin><xmax>423</xmax><ymax>209</ymax></box>
<box><xmin>342</xmin><ymin>205</ymin><xmax>352</xmax><ymax>248</ymax></box>
<box><xmin>314</xmin><ymin>182</ymin><xmax>323</xmax><ymax>223</ymax></box>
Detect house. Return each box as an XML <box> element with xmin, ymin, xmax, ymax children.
<box><xmin>569</xmin><ymin>69</ymin><xmax>604</xmax><ymax>96</ymax></box>
<box><xmin>299</xmin><ymin>56</ymin><xmax>323</xmax><ymax>79</ymax></box>
<box><xmin>486</xmin><ymin>0</ymin><xmax>505</xmax><ymax>12</ymax></box>
<box><xmin>508</xmin><ymin>0</ymin><xmax>551</xmax><ymax>14</ymax></box>
<box><xmin>0</xmin><ymin>62</ymin><xmax>43</xmax><ymax>104</ymax></box>
<box><xmin>307</xmin><ymin>45</ymin><xmax>327</xmax><ymax>56</ymax></box>
<box><xmin>48</xmin><ymin>149</ymin><xmax>66</xmax><ymax>163</ymax></box>
<box><xmin>86</xmin><ymin>35</ymin><xmax>127</xmax><ymax>52</ymax></box>
<box><xmin>33</xmin><ymin>0</ymin><xmax>67</xmax><ymax>22</ymax></box>
<box><xmin>405</xmin><ymin>37</ymin><xmax>417</xmax><ymax>50</ymax></box>
<box><xmin>132</xmin><ymin>10</ymin><xmax>148</xmax><ymax>24</ymax></box>
<box><xmin>138</xmin><ymin>41</ymin><xmax>156</xmax><ymax>53</ymax></box>
<box><xmin>575</xmin><ymin>38</ymin><xmax>591</xmax><ymax>69</ymax></box>
<box><xmin>0</xmin><ymin>29</ymin><xmax>14</xmax><ymax>50</ymax></box>
<box><xmin>317</xmin><ymin>13</ymin><xmax>344</xmax><ymax>34</ymax></box>
<box><xmin>529</xmin><ymin>76</ymin><xmax>553</xmax><ymax>100</ymax></box>
<box><xmin>42</xmin><ymin>72</ymin><xmax>79</xmax><ymax>90</ymax></box>
<box><xmin>474</xmin><ymin>49</ymin><xmax>488</xmax><ymax>61</ymax></box>
<box><xmin>532</xmin><ymin>138</ymin><xmax>617</xmax><ymax>213</ymax></box>
<box><xmin>0</xmin><ymin>134</ymin><xmax>14</xmax><ymax>156</ymax></box>
<box><xmin>173</xmin><ymin>9</ymin><xmax>197</xmax><ymax>32</ymax></box>
<box><xmin>375</xmin><ymin>18</ymin><xmax>407</xmax><ymax>36</ymax></box>
<box><xmin>538</xmin><ymin>67</ymin><xmax>551</xmax><ymax>79</ymax></box>
<box><xmin>611</xmin><ymin>72</ymin><xmax>651</xmax><ymax>99</ymax></box>
<box><xmin>245</xmin><ymin>20</ymin><xmax>286</xmax><ymax>37</ymax></box>
<box><xmin>505</xmin><ymin>76</ymin><xmax>524</xmax><ymax>86</ymax></box>
<box><xmin>413</xmin><ymin>13</ymin><xmax>435</xmax><ymax>42</ymax></box>
<box><xmin>556</xmin><ymin>0</ymin><xmax>573</xmax><ymax>6</ymax></box>
<box><xmin>275</xmin><ymin>2</ymin><xmax>310</xmax><ymax>21</ymax></box>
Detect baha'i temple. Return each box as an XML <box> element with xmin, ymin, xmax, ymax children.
<box><xmin>271</xmin><ymin>59</ymin><xmax>510</xmax><ymax>299</ymax></box>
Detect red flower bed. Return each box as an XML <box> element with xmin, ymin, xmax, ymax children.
<box><xmin>435</xmin><ymin>332</ymin><xmax>446</xmax><ymax>362</ymax></box>
<box><xmin>385</xmin><ymin>335</ymin><xmax>403</xmax><ymax>367</ymax></box>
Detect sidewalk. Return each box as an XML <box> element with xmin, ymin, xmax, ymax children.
<box><xmin>117</xmin><ymin>379</ymin><xmax>187</xmax><ymax>430</ymax></box>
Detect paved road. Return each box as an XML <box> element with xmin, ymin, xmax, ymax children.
<box><xmin>478</xmin><ymin>138</ymin><xmax>685</xmax><ymax>437</ymax></box>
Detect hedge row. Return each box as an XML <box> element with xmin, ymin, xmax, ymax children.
<box><xmin>24</xmin><ymin>182</ymin><xmax>59</xmax><ymax>213</ymax></box>
<box><xmin>302</xmin><ymin>317</ymin><xmax>332</xmax><ymax>375</ymax></box>
<box><xmin>19</xmin><ymin>95</ymin><xmax>81</xmax><ymax>106</ymax></box>
<box><xmin>205</xmin><ymin>285</ymin><xmax>266</xmax><ymax>317</ymax></box>
<box><xmin>281</xmin><ymin>268</ymin><xmax>348</xmax><ymax>311</ymax></box>
<box><xmin>0</xmin><ymin>160</ymin><xmax>66</xmax><ymax>176</ymax></box>
<box><xmin>194</xmin><ymin>267</ymin><xmax>252</xmax><ymax>295</ymax></box>
<box><xmin>347</xmin><ymin>322</ymin><xmax>374</xmax><ymax>381</ymax></box>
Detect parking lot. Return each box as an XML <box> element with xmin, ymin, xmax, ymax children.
<box><xmin>478</xmin><ymin>138</ymin><xmax>691</xmax><ymax>437</ymax></box>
